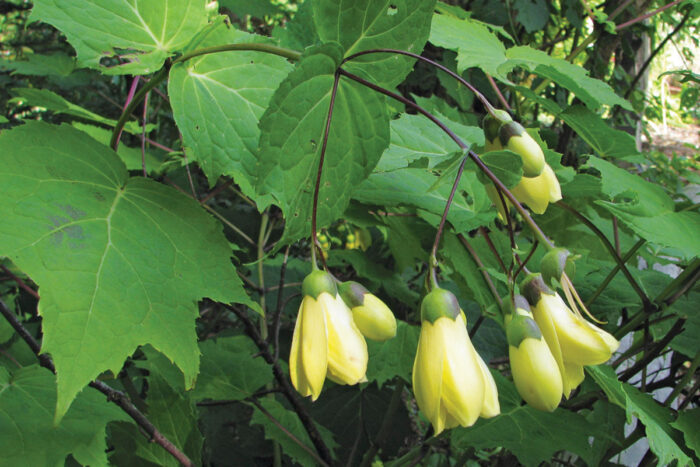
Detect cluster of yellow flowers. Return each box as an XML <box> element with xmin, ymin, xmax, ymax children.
<box><xmin>290</xmin><ymin>271</ymin><xmax>499</xmax><ymax>434</ymax></box>
<box><xmin>289</xmin><ymin>110</ymin><xmax>618</xmax><ymax>436</ymax></box>
<box><xmin>290</xmin><ymin>270</ymin><xmax>396</xmax><ymax>400</ymax></box>
<box><xmin>508</xmin><ymin>274</ymin><xmax>620</xmax><ymax>411</ymax></box>
<box><xmin>483</xmin><ymin>110</ymin><xmax>562</xmax><ymax>216</ymax></box>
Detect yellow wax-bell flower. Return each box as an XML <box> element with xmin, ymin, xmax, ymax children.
<box><xmin>412</xmin><ymin>288</ymin><xmax>496</xmax><ymax>434</ymax></box>
<box><xmin>484</xmin><ymin>163</ymin><xmax>561</xmax><ymax>219</ymax></box>
<box><xmin>338</xmin><ymin>281</ymin><xmax>397</xmax><ymax>341</ymax></box>
<box><xmin>290</xmin><ymin>270</ymin><xmax>368</xmax><ymax>400</ymax></box>
<box><xmin>476</xmin><ymin>351</ymin><xmax>500</xmax><ymax>418</ymax></box>
<box><xmin>325</xmin><ymin>292</ymin><xmax>369</xmax><ymax>385</ymax></box>
<box><xmin>510</xmin><ymin>164</ymin><xmax>562</xmax><ymax>215</ymax></box>
<box><xmin>521</xmin><ymin>273</ymin><xmax>619</xmax><ymax>396</ymax></box>
<box><xmin>499</xmin><ymin>121</ymin><xmax>545</xmax><ymax>177</ymax></box>
<box><xmin>507</xmin><ymin>299</ymin><xmax>563</xmax><ymax>412</ymax></box>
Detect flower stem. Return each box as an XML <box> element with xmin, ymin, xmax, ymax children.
<box><xmin>341</xmin><ymin>48</ymin><xmax>499</xmax><ymax>116</ymax></box>
<box><xmin>337</xmin><ymin>68</ymin><xmax>555</xmax><ymax>251</ymax></box>
<box><xmin>310</xmin><ymin>70</ymin><xmax>341</xmax><ymax>270</ymax></box>
<box><xmin>555</xmin><ymin>201</ymin><xmax>651</xmax><ymax>308</ymax></box>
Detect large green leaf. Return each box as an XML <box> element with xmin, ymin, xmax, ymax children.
<box><xmin>430</xmin><ymin>12</ymin><xmax>507</xmax><ymax>79</ymax></box>
<box><xmin>587</xmin><ymin>157</ymin><xmax>700</xmax><ymax>260</ymax></box>
<box><xmin>109</xmin><ymin>375</ymin><xmax>202</xmax><ymax>467</ymax></box>
<box><xmin>366</xmin><ymin>320</ymin><xmax>420</xmax><ymax>387</ymax></box>
<box><xmin>0</xmin><ymin>122</ymin><xmax>249</xmax><ymax>420</ymax></box>
<box><xmin>0</xmin><ymin>365</ymin><xmax>129</xmax><ymax>467</ymax></box>
<box><xmin>377</xmin><ymin>112</ymin><xmax>483</xmax><ymax>172</ymax></box>
<box><xmin>587</xmin><ymin>365</ymin><xmax>693</xmax><ymax>467</ymax></box>
<box><xmin>193</xmin><ymin>335</ymin><xmax>273</xmax><ymax>401</ymax></box>
<box><xmin>559</xmin><ymin>105</ymin><xmax>639</xmax><ymax>158</ymax></box>
<box><xmin>429</xmin><ymin>13</ymin><xmax>630</xmax><ymax>110</ymax></box>
<box><xmin>169</xmin><ymin>27</ymin><xmax>293</xmax><ymax>193</ymax></box>
<box><xmin>257</xmin><ymin>44</ymin><xmax>390</xmax><ymax>243</ymax></box>
<box><xmin>314</xmin><ymin>0</ymin><xmax>437</xmax><ymax>88</ymax></box>
<box><xmin>505</xmin><ymin>46</ymin><xmax>631</xmax><ymax>111</ymax></box>
<box><xmin>451</xmin><ymin>373</ymin><xmax>612</xmax><ymax>466</ymax></box>
<box><xmin>30</xmin><ymin>0</ymin><xmax>209</xmax><ymax>74</ymax></box>
<box><xmin>353</xmin><ymin>168</ymin><xmax>493</xmax><ymax>233</ymax></box>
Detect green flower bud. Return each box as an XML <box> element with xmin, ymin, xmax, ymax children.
<box><xmin>540</xmin><ymin>248</ymin><xmax>576</xmax><ymax>288</ymax></box>
<box><xmin>499</xmin><ymin>122</ymin><xmax>545</xmax><ymax>177</ymax></box>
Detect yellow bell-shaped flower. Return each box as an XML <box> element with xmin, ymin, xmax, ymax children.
<box><xmin>499</xmin><ymin>121</ymin><xmax>545</xmax><ymax>177</ymax></box>
<box><xmin>412</xmin><ymin>288</ymin><xmax>495</xmax><ymax>434</ymax></box>
<box><xmin>510</xmin><ymin>164</ymin><xmax>562</xmax><ymax>215</ymax></box>
<box><xmin>325</xmin><ymin>292</ymin><xmax>369</xmax><ymax>385</ymax></box>
<box><xmin>521</xmin><ymin>273</ymin><xmax>619</xmax><ymax>397</ymax></box>
<box><xmin>507</xmin><ymin>301</ymin><xmax>563</xmax><ymax>412</ymax></box>
<box><xmin>485</xmin><ymin>163</ymin><xmax>561</xmax><ymax>220</ymax></box>
<box><xmin>338</xmin><ymin>281</ymin><xmax>397</xmax><ymax>341</ymax></box>
<box><xmin>534</xmin><ymin>292</ymin><xmax>618</xmax><ymax>365</ymax></box>
<box><xmin>290</xmin><ymin>270</ymin><xmax>368</xmax><ymax>400</ymax></box>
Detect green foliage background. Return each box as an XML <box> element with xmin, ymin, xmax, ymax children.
<box><xmin>0</xmin><ymin>0</ymin><xmax>698</xmax><ymax>465</ymax></box>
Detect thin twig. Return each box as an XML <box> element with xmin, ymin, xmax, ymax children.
<box><xmin>140</xmin><ymin>91</ymin><xmax>150</xmax><ymax>177</ymax></box>
<box><xmin>478</xmin><ymin>227</ymin><xmax>508</xmax><ymax>276</ymax></box>
<box><xmin>247</xmin><ymin>397</ymin><xmax>329</xmax><ymax>467</ymax></box>
<box><xmin>0</xmin><ymin>299</ymin><xmax>192</xmax><ymax>466</ymax></box>
<box><xmin>555</xmin><ymin>201</ymin><xmax>651</xmax><ymax>308</ymax></box>
<box><xmin>585</xmin><ymin>239</ymin><xmax>645</xmax><ymax>307</ymax></box>
<box><xmin>273</xmin><ymin>246</ymin><xmax>291</xmax><ymax>362</ymax></box>
<box><xmin>0</xmin><ymin>264</ymin><xmax>39</xmax><ymax>299</ymax></box>
<box><xmin>457</xmin><ymin>234</ymin><xmax>503</xmax><ymax>311</ymax></box>
<box><xmin>224</xmin><ymin>304</ymin><xmax>333</xmax><ymax>464</ymax></box>
<box><xmin>615</xmin><ymin>0</ymin><xmax>682</xmax><ymax>31</ymax></box>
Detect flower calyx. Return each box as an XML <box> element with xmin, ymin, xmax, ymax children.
<box><xmin>301</xmin><ymin>269</ymin><xmax>337</xmax><ymax>300</ymax></box>
<box><xmin>420</xmin><ymin>288</ymin><xmax>461</xmax><ymax>323</ymax></box>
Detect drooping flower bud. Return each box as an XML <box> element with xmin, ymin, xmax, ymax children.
<box><xmin>338</xmin><ymin>281</ymin><xmax>397</xmax><ymax>341</ymax></box>
<box><xmin>499</xmin><ymin>121</ymin><xmax>545</xmax><ymax>177</ymax></box>
<box><xmin>507</xmin><ymin>302</ymin><xmax>563</xmax><ymax>412</ymax></box>
<box><xmin>290</xmin><ymin>271</ymin><xmax>369</xmax><ymax>400</ymax></box>
<box><xmin>412</xmin><ymin>288</ymin><xmax>497</xmax><ymax>434</ymax></box>
<box><xmin>540</xmin><ymin>247</ymin><xmax>576</xmax><ymax>288</ymax></box>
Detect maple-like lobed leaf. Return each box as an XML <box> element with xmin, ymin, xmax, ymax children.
<box><xmin>0</xmin><ymin>122</ymin><xmax>249</xmax><ymax>420</ymax></box>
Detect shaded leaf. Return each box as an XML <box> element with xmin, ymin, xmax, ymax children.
<box><xmin>194</xmin><ymin>335</ymin><xmax>273</xmax><ymax>401</ymax></box>
<box><xmin>587</xmin><ymin>365</ymin><xmax>693</xmax><ymax>467</ymax></box>
<box><xmin>250</xmin><ymin>398</ymin><xmax>337</xmax><ymax>465</ymax></box>
<box><xmin>11</xmin><ymin>87</ymin><xmax>147</xmax><ymax>135</ymax></box>
<box><xmin>366</xmin><ymin>320</ymin><xmax>420</xmax><ymax>387</ymax></box>
<box><xmin>451</xmin><ymin>373</ymin><xmax>611</xmax><ymax>466</ymax></box>
<box><xmin>0</xmin><ymin>365</ymin><xmax>129</xmax><ymax>467</ymax></box>
<box><xmin>559</xmin><ymin>105</ymin><xmax>639</xmax><ymax>158</ymax></box>
<box><xmin>109</xmin><ymin>375</ymin><xmax>202</xmax><ymax>467</ymax></box>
